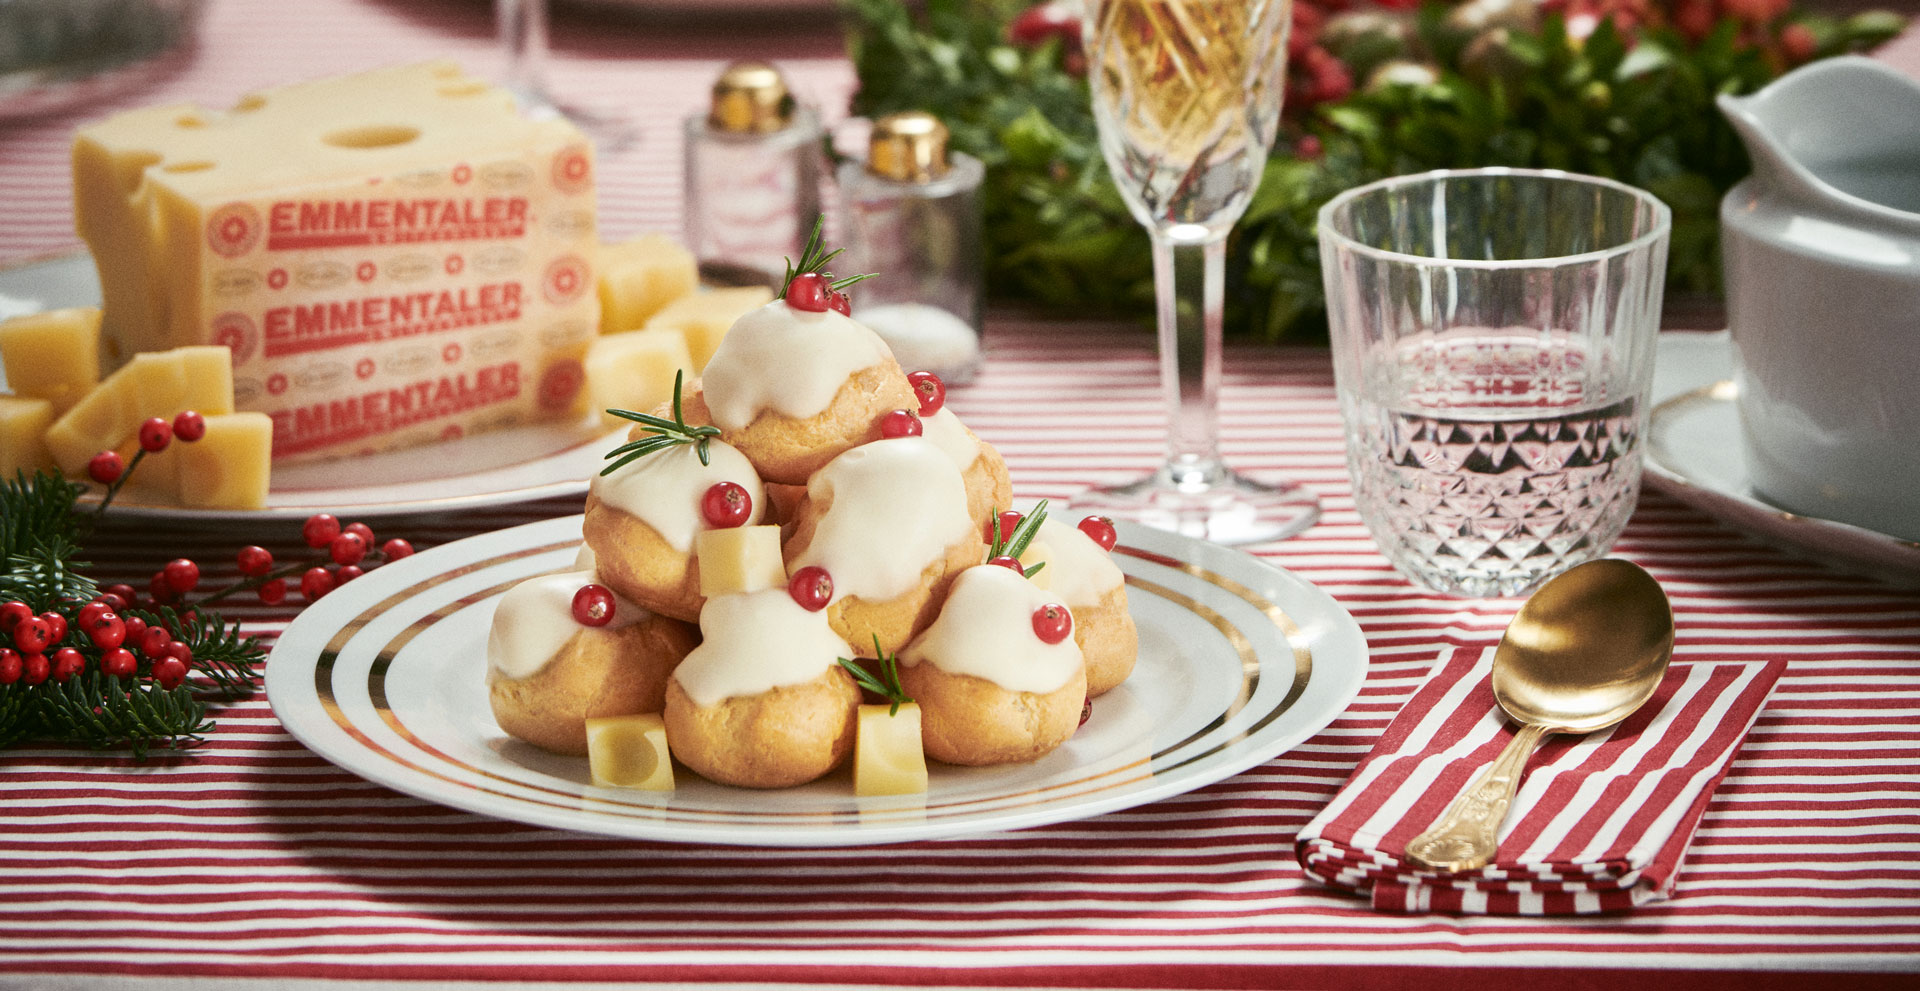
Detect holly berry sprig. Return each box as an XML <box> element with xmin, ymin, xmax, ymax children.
<box><xmin>603</xmin><ymin>371</ymin><xmax>721</xmax><ymax>473</ymax></box>
<box><xmin>838</xmin><ymin>634</ymin><xmax>913</xmax><ymax>716</ymax></box>
<box><xmin>983</xmin><ymin>499</ymin><xmax>1049</xmax><ymax>579</ymax></box>
<box><xmin>781</xmin><ymin>216</ymin><xmax>875</xmax><ymax>316</ymax></box>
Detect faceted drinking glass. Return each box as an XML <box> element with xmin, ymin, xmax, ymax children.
<box><xmin>1317</xmin><ymin>169</ymin><xmax>1671</xmax><ymax>597</ymax></box>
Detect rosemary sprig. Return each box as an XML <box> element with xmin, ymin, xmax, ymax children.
<box><xmin>986</xmin><ymin>499</ymin><xmax>1048</xmax><ymax>580</ymax></box>
<box><xmin>838</xmin><ymin>635</ymin><xmax>914</xmax><ymax>716</ymax></box>
<box><xmin>781</xmin><ymin>216</ymin><xmax>877</xmax><ymax>297</ymax></box>
<box><xmin>601</xmin><ymin>371</ymin><xmax>722</xmax><ymax>474</ymax></box>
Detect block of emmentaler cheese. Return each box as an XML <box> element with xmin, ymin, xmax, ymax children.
<box><xmin>72</xmin><ymin>61</ymin><xmax>600</xmax><ymax>462</ymax></box>
<box><xmin>0</xmin><ymin>308</ymin><xmax>101</xmax><ymax>412</ymax></box>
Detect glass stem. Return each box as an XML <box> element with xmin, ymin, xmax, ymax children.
<box><xmin>1151</xmin><ymin>226</ymin><xmax>1228</xmax><ymax>487</ymax></box>
<box><xmin>497</xmin><ymin>0</ymin><xmax>549</xmax><ymax>104</ymax></box>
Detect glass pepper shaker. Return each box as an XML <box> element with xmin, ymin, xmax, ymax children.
<box><xmin>837</xmin><ymin>111</ymin><xmax>985</xmax><ymax>384</ymax></box>
<box><xmin>683</xmin><ymin>60</ymin><xmax>824</xmax><ymax>288</ymax></box>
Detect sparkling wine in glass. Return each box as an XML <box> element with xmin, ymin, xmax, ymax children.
<box><xmin>497</xmin><ymin>0</ymin><xmax>635</xmax><ymax>152</ymax></box>
<box><xmin>1074</xmin><ymin>0</ymin><xmax>1318</xmax><ymax>545</ymax></box>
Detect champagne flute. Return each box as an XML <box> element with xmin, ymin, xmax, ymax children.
<box><xmin>1075</xmin><ymin>0</ymin><xmax>1318</xmax><ymax>544</ymax></box>
<box><xmin>497</xmin><ymin>0</ymin><xmax>635</xmax><ymax>152</ymax></box>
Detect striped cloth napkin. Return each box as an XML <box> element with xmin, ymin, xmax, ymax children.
<box><xmin>1296</xmin><ymin>647</ymin><xmax>1785</xmax><ymax>915</ymax></box>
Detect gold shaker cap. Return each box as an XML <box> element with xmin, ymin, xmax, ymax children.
<box><xmin>867</xmin><ymin>111</ymin><xmax>950</xmax><ymax>183</ymax></box>
<box><xmin>709</xmin><ymin>60</ymin><xmax>794</xmax><ymax>133</ymax></box>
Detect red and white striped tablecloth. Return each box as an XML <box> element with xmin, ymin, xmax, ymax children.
<box><xmin>3</xmin><ymin>1</ymin><xmax>1918</xmax><ymax>988</ymax></box>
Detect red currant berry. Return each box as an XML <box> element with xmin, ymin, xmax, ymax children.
<box><xmin>51</xmin><ymin>647</ymin><xmax>84</xmax><ymax>682</ymax></box>
<box><xmin>986</xmin><ymin>555</ymin><xmax>1024</xmax><ymax>573</ymax></box>
<box><xmin>20</xmin><ymin>652</ymin><xmax>49</xmax><ymax>686</ymax></box>
<box><xmin>907</xmin><ymin>371</ymin><xmax>946</xmax><ymax>417</ymax></box>
<box><xmin>302</xmin><ymin>513</ymin><xmax>342</xmax><ymax>549</ymax></box>
<box><xmin>87</xmin><ymin>450</ymin><xmax>125</xmax><ymax>485</ymax></box>
<box><xmin>12</xmin><ymin>616</ymin><xmax>53</xmax><ymax>653</ymax></box>
<box><xmin>1079</xmin><ymin>697</ymin><xmax>1093</xmax><ymax>726</ymax></box>
<box><xmin>1077</xmin><ymin>515</ymin><xmax>1118</xmax><ymax>552</ymax></box>
<box><xmin>345</xmin><ymin>521</ymin><xmax>376</xmax><ymax>546</ymax></box>
<box><xmin>137</xmin><ymin>417</ymin><xmax>173</xmax><ymax>452</ymax></box>
<box><xmin>300</xmin><ymin>566</ymin><xmax>334</xmax><ymax>601</ymax></box>
<box><xmin>79</xmin><ymin>600</ymin><xmax>112</xmax><ymax>626</ymax></box>
<box><xmin>992</xmin><ymin>510</ymin><xmax>1023</xmax><ymax>544</ymax></box>
<box><xmin>163</xmin><ymin>558</ymin><xmax>201</xmax><ymax>595</ymax></box>
<box><xmin>103</xmin><ymin>584</ymin><xmax>138</xmax><ymax>610</ymax></box>
<box><xmin>879</xmin><ymin>409</ymin><xmax>922</xmax><ymax>439</ymax></box>
<box><xmin>788</xmin><ymin>565</ymin><xmax>833</xmax><ymax>612</ymax></box>
<box><xmin>1032</xmin><ymin>603</ymin><xmax>1073</xmax><ymax>644</ymax></box>
<box><xmin>257</xmin><ymin>578</ymin><xmax>288</xmax><ymax>606</ymax></box>
<box><xmin>330</xmin><ymin>532</ymin><xmax>368</xmax><ymax>566</ymax></box>
<box><xmin>0</xmin><ymin>648</ymin><xmax>20</xmax><ymax>684</ymax></box>
<box><xmin>827</xmin><ymin>289</ymin><xmax>852</xmax><ymax>316</ymax></box>
<box><xmin>334</xmin><ymin>564</ymin><xmax>365</xmax><ymax>584</ymax></box>
<box><xmin>0</xmin><ymin>600</ymin><xmax>33</xmax><ymax>634</ymax></box>
<box><xmin>148</xmin><ymin>571</ymin><xmax>179</xmax><ymax>606</ymax></box>
<box><xmin>164</xmin><ymin>640</ymin><xmax>193</xmax><ymax>664</ymax></box>
<box><xmin>172</xmin><ymin>410</ymin><xmax>206</xmax><ymax>442</ymax></box>
<box><xmin>571</xmin><ymin>584</ymin><xmax>617</xmax><ymax>627</ymax></box>
<box><xmin>139</xmin><ymin>625</ymin><xmax>171</xmax><ymax>658</ymax></box>
<box><xmin>784</xmin><ymin>272</ymin><xmax>831</xmax><ymax>312</ymax></box>
<box><xmin>37</xmin><ymin>611</ymin><xmax>66</xmax><ymax>646</ymax></box>
<box><xmin>151</xmin><ymin>656</ymin><xmax>187</xmax><ymax>690</ymax></box>
<box><xmin>701</xmin><ymin>481</ymin><xmax>753</xmax><ymax>528</ymax></box>
<box><xmin>236</xmin><ymin>545</ymin><xmax>274</xmax><ymax>577</ymax></box>
<box><xmin>100</xmin><ymin>647</ymin><xmax>137</xmax><ymax>679</ymax></box>
<box><xmin>120</xmin><ymin>616</ymin><xmax>148</xmax><ymax>647</ymax></box>
<box><xmin>381</xmin><ymin>538</ymin><xmax>414</xmax><ymax>560</ymax></box>
<box><xmin>84</xmin><ymin>612</ymin><xmax>126</xmax><ymax>650</ymax></box>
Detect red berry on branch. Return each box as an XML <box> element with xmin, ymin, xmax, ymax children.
<box><xmin>139</xmin><ymin>625</ymin><xmax>171</xmax><ymax>658</ymax></box>
<box><xmin>84</xmin><ymin>612</ymin><xmax>126</xmax><ymax>650</ymax></box>
<box><xmin>172</xmin><ymin>410</ymin><xmax>206</xmax><ymax>442</ymax></box>
<box><xmin>151</xmin><ymin>656</ymin><xmax>187</xmax><ymax>690</ymax></box>
<box><xmin>0</xmin><ymin>601</ymin><xmax>32</xmax><ymax>635</ymax></box>
<box><xmin>701</xmin><ymin>481</ymin><xmax>753</xmax><ymax>528</ymax></box>
<box><xmin>330</xmin><ymin>532</ymin><xmax>368</xmax><ymax>566</ymax></box>
<box><xmin>381</xmin><ymin>538</ymin><xmax>414</xmax><ymax>561</ymax></box>
<box><xmin>986</xmin><ymin>555</ymin><xmax>1025</xmax><ymax>573</ymax></box>
<box><xmin>164</xmin><ymin>641</ymin><xmax>193</xmax><ymax>664</ymax></box>
<box><xmin>138</xmin><ymin>417</ymin><xmax>173</xmax><ymax>453</ymax></box>
<box><xmin>302</xmin><ymin>513</ymin><xmax>341</xmax><ymax>549</ymax></box>
<box><xmin>87</xmin><ymin>450</ymin><xmax>125</xmax><ymax>485</ymax></box>
<box><xmin>12</xmin><ymin>616</ymin><xmax>53</xmax><ymax>653</ymax></box>
<box><xmin>1079</xmin><ymin>697</ymin><xmax>1092</xmax><ymax>726</ymax></box>
<box><xmin>879</xmin><ymin>409</ymin><xmax>922</xmax><ymax>439</ymax></box>
<box><xmin>37</xmin><ymin>612</ymin><xmax>66</xmax><ymax>646</ymax></box>
<box><xmin>993</xmin><ymin>510</ymin><xmax>1023</xmax><ymax>544</ymax></box>
<box><xmin>334</xmin><ymin>564</ymin><xmax>364</xmax><ymax>584</ymax></box>
<box><xmin>50</xmin><ymin>647</ymin><xmax>84</xmax><ymax>683</ymax></box>
<box><xmin>257</xmin><ymin>578</ymin><xmax>288</xmax><ymax>606</ymax></box>
<box><xmin>121</xmin><ymin>616</ymin><xmax>148</xmax><ymax>648</ymax></box>
<box><xmin>79</xmin><ymin>601</ymin><xmax>112</xmax><ymax>626</ymax></box>
<box><xmin>236</xmin><ymin>545</ymin><xmax>273</xmax><ymax>577</ymax></box>
<box><xmin>300</xmin><ymin>567</ymin><xmax>333</xmax><ymax>602</ymax></box>
<box><xmin>784</xmin><ymin>272</ymin><xmax>830</xmax><ymax>313</ymax></box>
<box><xmin>101</xmin><ymin>648</ymin><xmax>137</xmax><ymax>678</ymax></box>
<box><xmin>907</xmin><ymin>371</ymin><xmax>945</xmax><ymax>417</ymax></box>
<box><xmin>788</xmin><ymin>565</ymin><xmax>833</xmax><ymax>612</ymax></box>
<box><xmin>97</xmin><ymin>592</ymin><xmax>128</xmax><ymax>614</ymax></box>
<box><xmin>345</xmin><ymin>521</ymin><xmax>376</xmax><ymax>546</ymax></box>
<box><xmin>1077</xmin><ymin>515</ymin><xmax>1118</xmax><ymax>552</ymax></box>
<box><xmin>0</xmin><ymin>648</ymin><xmax>19</xmax><ymax>685</ymax></box>
<box><xmin>149</xmin><ymin>571</ymin><xmax>179</xmax><ymax>606</ymax></box>
<box><xmin>571</xmin><ymin>583</ymin><xmax>616</xmax><ymax>627</ymax></box>
<box><xmin>20</xmin><ymin>652</ymin><xmax>48</xmax><ymax>686</ymax></box>
<box><xmin>827</xmin><ymin>290</ymin><xmax>852</xmax><ymax>316</ymax></box>
<box><xmin>1032</xmin><ymin>603</ymin><xmax>1073</xmax><ymax>644</ymax></box>
<box><xmin>103</xmin><ymin>584</ymin><xmax>138</xmax><ymax>610</ymax></box>
<box><xmin>163</xmin><ymin>558</ymin><xmax>201</xmax><ymax>595</ymax></box>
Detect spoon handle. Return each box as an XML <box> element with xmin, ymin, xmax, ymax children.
<box><xmin>1404</xmin><ymin>722</ymin><xmax>1553</xmax><ymax>872</ymax></box>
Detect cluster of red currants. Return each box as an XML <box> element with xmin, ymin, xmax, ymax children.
<box><xmin>86</xmin><ymin>410</ymin><xmax>206</xmax><ymax>488</ymax></box>
<box><xmin>0</xmin><ymin>591</ymin><xmax>191</xmax><ymax>690</ymax></box>
<box><xmin>224</xmin><ymin>513</ymin><xmax>416</xmax><ymax>607</ymax></box>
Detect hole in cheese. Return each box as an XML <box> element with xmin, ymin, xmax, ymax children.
<box><xmin>161</xmin><ymin>161</ymin><xmax>215</xmax><ymax>174</ymax></box>
<box><xmin>231</xmin><ymin>94</ymin><xmax>267</xmax><ymax>112</ymax></box>
<box><xmin>175</xmin><ymin>115</ymin><xmax>207</xmax><ymax>129</ymax></box>
<box><xmin>438</xmin><ymin>81</ymin><xmax>490</xmax><ymax>98</ymax></box>
<box><xmin>322</xmin><ymin>125</ymin><xmax>422</xmax><ymax>150</ymax></box>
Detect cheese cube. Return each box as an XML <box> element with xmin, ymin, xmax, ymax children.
<box><xmin>73</xmin><ymin>61</ymin><xmax>599</xmax><ymax>462</ymax></box>
<box><xmin>122</xmin><ymin>351</ymin><xmax>187</xmax><ymax>428</ymax></box>
<box><xmin>42</xmin><ymin>343</ymin><xmax>237</xmax><ymax>477</ymax></box>
<box><xmin>1018</xmin><ymin>540</ymin><xmax>1054</xmax><ymax>590</ymax></box>
<box><xmin>173</xmin><ymin>412</ymin><xmax>272</xmax><ymax>509</ymax></box>
<box><xmin>585</xmin><ymin>713</ymin><xmax>675</xmax><ymax>790</ymax></box>
<box><xmin>597</xmin><ymin>234</ymin><xmax>696</xmax><ymax>332</ymax></box>
<box><xmin>0</xmin><ymin>308</ymin><xmax>101</xmax><ymax>412</ymax></box>
<box><xmin>642</xmin><ymin>286</ymin><xmax>773</xmax><ymax>372</ymax></box>
<box><xmin>695</xmin><ymin>525</ymin><xmax>787</xmax><ymax>597</ymax></box>
<box><xmin>854</xmin><ymin>702</ymin><xmax>929</xmax><ymax>796</ymax></box>
<box><xmin>176</xmin><ymin>345</ymin><xmax>236</xmax><ymax>415</ymax></box>
<box><xmin>0</xmin><ymin>396</ymin><xmax>57</xmax><ymax>479</ymax></box>
<box><xmin>111</xmin><ymin>436</ymin><xmax>182</xmax><ymax>501</ymax></box>
<box><xmin>43</xmin><ymin>373</ymin><xmax>133</xmax><ymax>476</ymax></box>
<box><xmin>584</xmin><ymin>327</ymin><xmax>692</xmax><ymax>428</ymax></box>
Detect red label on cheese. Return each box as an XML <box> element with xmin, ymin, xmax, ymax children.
<box><xmin>207</xmin><ymin>203</ymin><xmax>262</xmax><ymax>258</ymax></box>
<box><xmin>260</xmin><ymin>282</ymin><xmax>524</xmax><ymax>358</ymax></box>
<box><xmin>268</xmin><ymin>361</ymin><xmax>523</xmax><ymax>456</ymax></box>
<box><xmin>263</xmin><ymin>197</ymin><xmax>530</xmax><ymax>250</ymax></box>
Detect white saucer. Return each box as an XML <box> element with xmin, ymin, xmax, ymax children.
<box><xmin>1648</xmin><ymin>331</ymin><xmax>1920</xmax><ymax>586</ymax></box>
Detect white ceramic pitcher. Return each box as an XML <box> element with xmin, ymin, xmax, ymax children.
<box><xmin>1718</xmin><ymin>56</ymin><xmax>1920</xmax><ymax>542</ymax></box>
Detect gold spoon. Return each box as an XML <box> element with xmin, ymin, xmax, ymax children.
<box><xmin>1404</xmin><ymin>558</ymin><xmax>1675</xmax><ymax>873</ymax></box>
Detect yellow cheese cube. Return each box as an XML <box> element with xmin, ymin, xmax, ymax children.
<box><xmin>585</xmin><ymin>713</ymin><xmax>675</xmax><ymax>790</ymax></box>
<box><xmin>695</xmin><ymin>525</ymin><xmax>787</xmax><ymax>597</ymax></box>
<box><xmin>176</xmin><ymin>345</ymin><xmax>236</xmax><ymax>416</ymax></box>
<box><xmin>110</xmin><ymin>437</ymin><xmax>179</xmax><ymax>501</ymax></box>
<box><xmin>0</xmin><ymin>396</ymin><xmax>57</xmax><ymax>479</ymax></box>
<box><xmin>1019</xmin><ymin>540</ymin><xmax>1054</xmax><ymax>590</ymax></box>
<box><xmin>0</xmin><ymin>308</ymin><xmax>101</xmax><ymax>412</ymax></box>
<box><xmin>584</xmin><ymin>327</ymin><xmax>692</xmax><ymax>428</ymax></box>
<box><xmin>854</xmin><ymin>702</ymin><xmax>929</xmax><ymax>796</ymax></box>
<box><xmin>122</xmin><ymin>350</ymin><xmax>188</xmax><ymax>427</ymax></box>
<box><xmin>41</xmin><ymin>343</ymin><xmax>238</xmax><ymax>477</ymax></box>
<box><xmin>642</xmin><ymin>287</ymin><xmax>773</xmax><ymax>372</ymax></box>
<box><xmin>173</xmin><ymin>412</ymin><xmax>272</xmax><ymax>509</ymax></box>
<box><xmin>42</xmin><ymin>374</ymin><xmax>133</xmax><ymax>476</ymax></box>
<box><xmin>597</xmin><ymin>234</ymin><xmax>696</xmax><ymax>332</ymax></box>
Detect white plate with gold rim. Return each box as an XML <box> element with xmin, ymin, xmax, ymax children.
<box><xmin>0</xmin><ymin>251</ymin><xmax>622</xmax><ymax>521</ymax></box>
<box><xmin>264</xmin><ymin>515</ymin><xmax>1367</xmax><ymax>847</ymax></box>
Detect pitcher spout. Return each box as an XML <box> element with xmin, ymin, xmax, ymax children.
<box><xmin>1718</xmin><ymin>55</ymin><xmax>1920</xmax><ymax>218</ymax></box>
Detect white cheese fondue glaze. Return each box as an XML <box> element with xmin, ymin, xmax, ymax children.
<box><xmin>701</xmin><ymin>301</ymin><xmax>893</xmax><ymax>431</ymax></box>
<box><xmin>673</xmin><ymin>588</ymin><xmax>852</xmax><ymax>707</ymax></box>
<box><xmin>486</xmin><ymin>569</ymin><xmax>647</xmax><ymax>682</ymax></box>
<box><xmin>588</xmin><ymin>439</ymin><xmax>763</xmax><ymax>553</ymax></box>
<box><xmin>791</xmin><ymin>437</ymin><xmax>973</xmax><ymax>603</ymax></box>
<box><xmin>920</xmin><ymin>406</ymin><xmax>982</xmax><ymax>471</ymax></box>
<box><xmin>1034</xmin><ymin>518</ymin><xmax>1125</xmax><ymax>608</ymax></box>
<box><xmin>900</xmin><ymin>565</ymin><xmax>1082</xmax><ymax>695</ymax></box>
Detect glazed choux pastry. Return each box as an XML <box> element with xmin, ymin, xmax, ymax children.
<box><xmin>583</xmin><ymin>436</ymin><xmax>765</xmax><ymax>622</ymax></box>
<box><xmin>898</xmin><ymin>564</ymin><xmax>1088</xmax><ymax>766</ymax></box>
<box><xmin>782</xmin><ymin>436</ymin><xmax>981</xmax><ymax>657</ymax></box>
<box><xmin>487</xmin><ymin>569</ymin><xmax>699</xmax><ymax>756</ymax></box>
<box><xmin>919</xmin><ymin>405</ymin><xmax>1013</xmax><ymax>531</ymax></box>
<box><xmin>1030</xmin><ymin>518</ymin><xmax>1136</xmax><ymax>697</ymax></box>
<box><xmin>663</xmin><ymin>588</ymin><xmax>861</xmax><ymax>788</ymax></box>
<box><xmin>699</xmin><ymin>301</ymin><xmax>917</xmax><ymax>485</ymax></box>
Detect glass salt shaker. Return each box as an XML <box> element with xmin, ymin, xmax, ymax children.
<box><xmin>837</xmin><ymin>111</ymin><xmax>985</xmax><ymax>384</ymax></box>
<box><xmin>683</xmin><ymin>61</ymin><xmax>824</xmax><ymax>288</ymax></box>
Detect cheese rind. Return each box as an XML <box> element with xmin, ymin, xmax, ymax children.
<box><xmin>585</xmin><ymin>713</ymin><xmax>676</xmax><ymax>790</ymax></box>
<box><xmin>0</xmin><ymin>308</ymin><xmax>101</xmax><ymax>412</ymax></box>
<box><xmin>0</xmin><ymin>396</ymin><xmax>57</xmax><ymax>479</ymax></box>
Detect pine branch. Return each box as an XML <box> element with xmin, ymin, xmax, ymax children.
<box><xmin>0</xmin><ymin>535</ymin><xmax>99</xmax><ymax>612</ymax></box>
<box><xmin>148</xmin><ymin>604</ymin><xmax>262</xmax><ymax>698</ymax></box>
<box><xmin>35</xmin><ymin>673</ymin><xmax>210</xmax><ymax>758</ymax></box>
<box><xmin>1</xmin><ymin>470</ymin><xmax>84</xmax><ymax>563</ymax></box>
